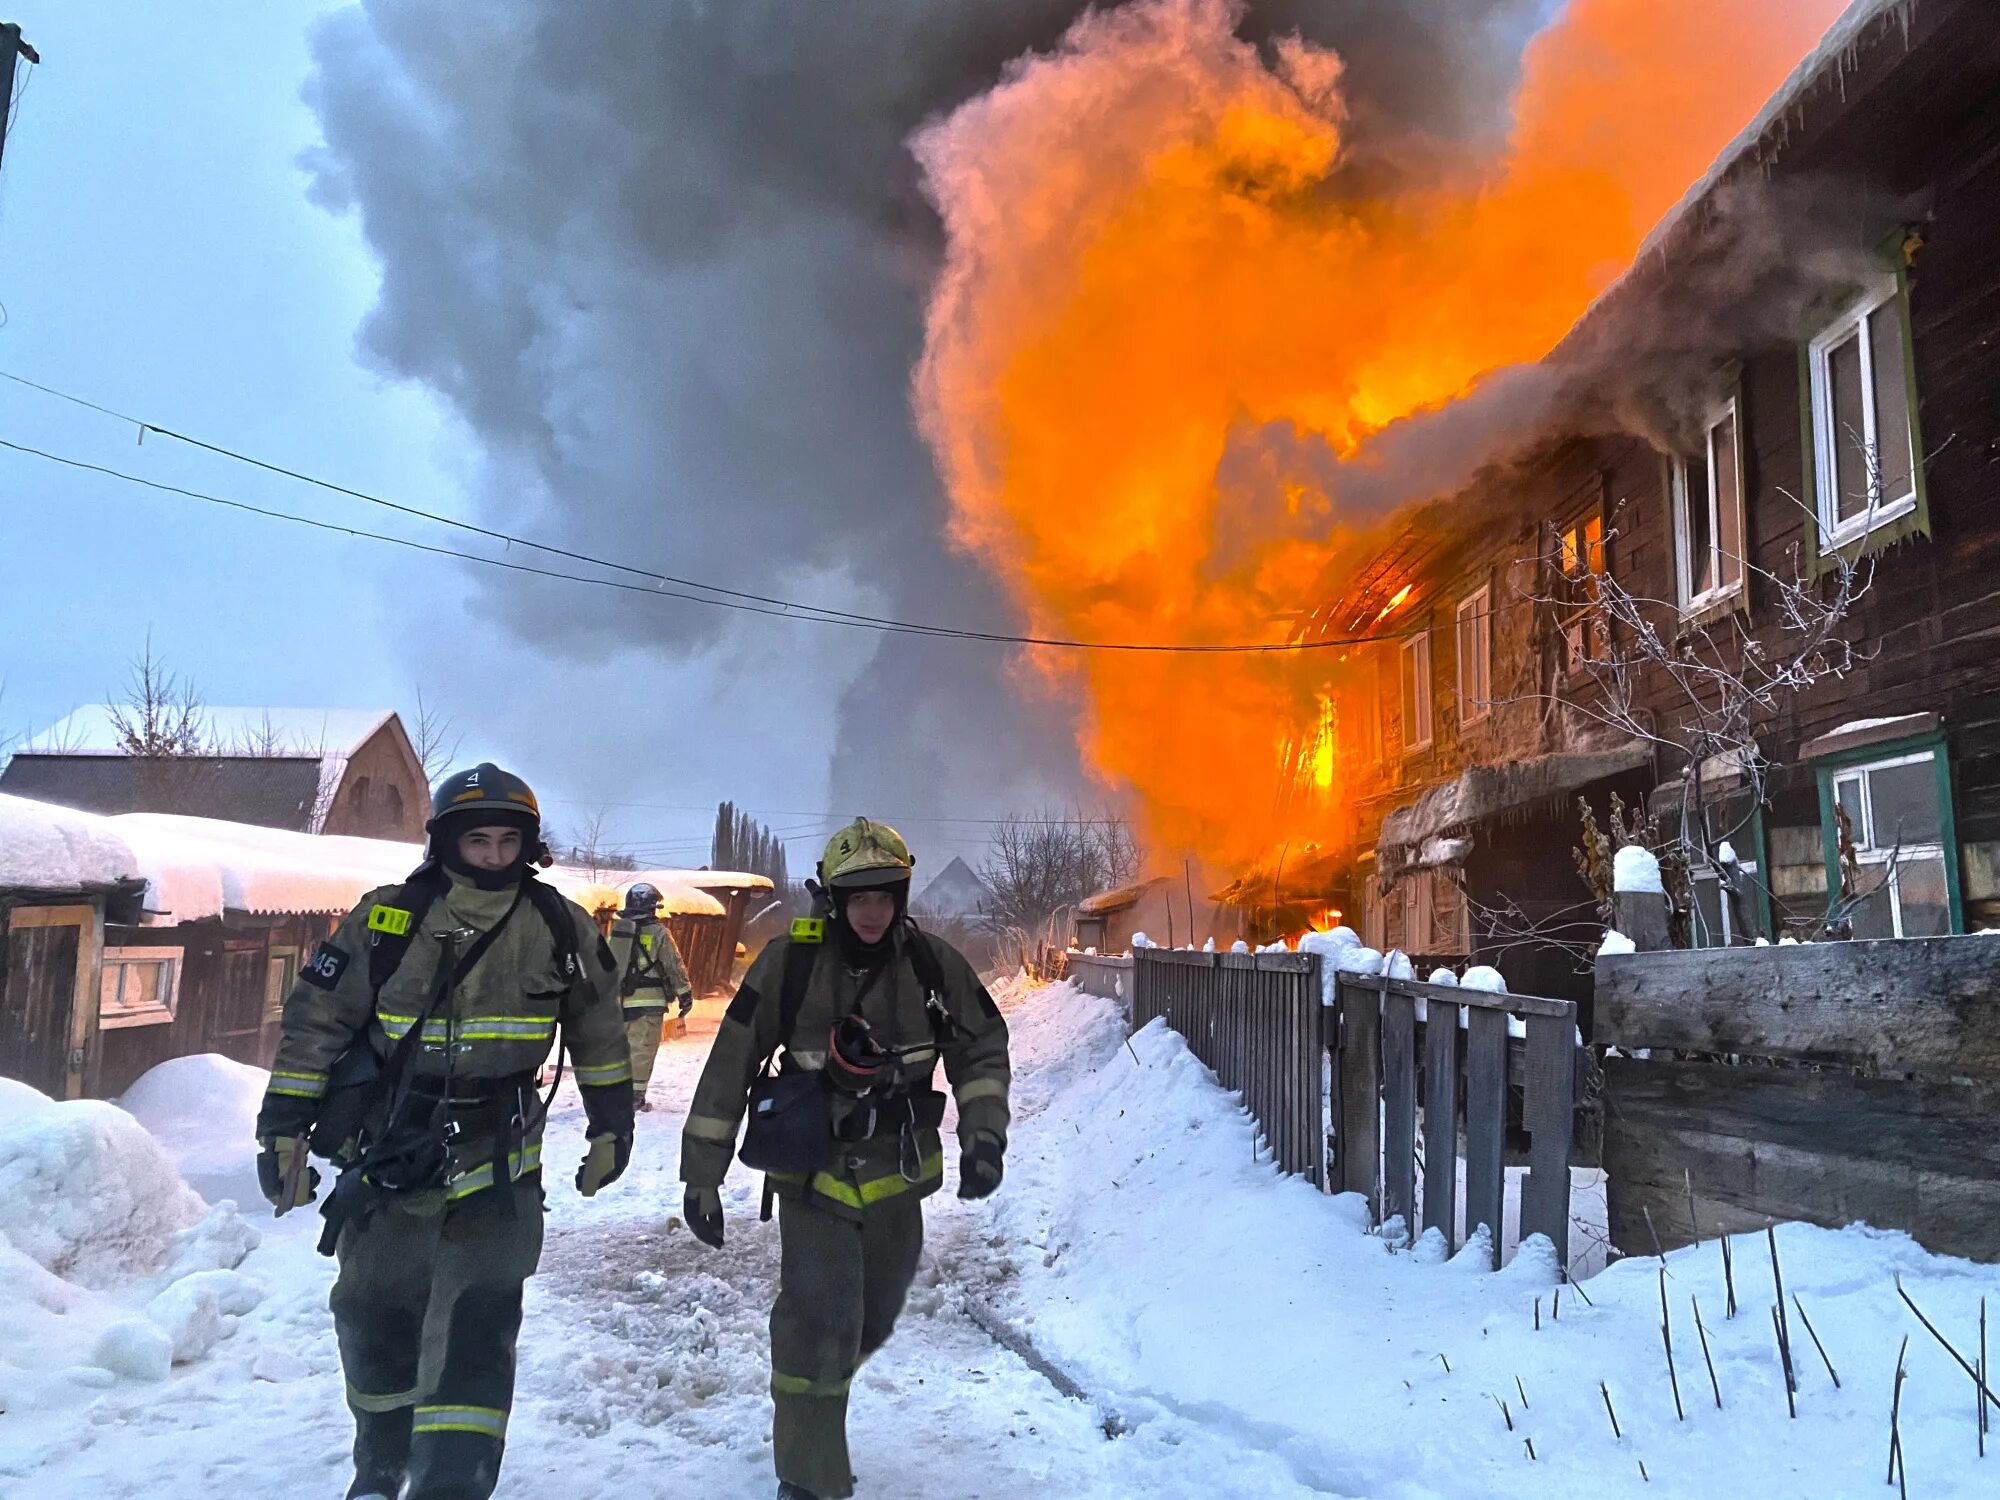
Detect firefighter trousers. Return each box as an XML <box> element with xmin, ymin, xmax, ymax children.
<box><xmin>330</xmin><ymin>1172</ymin><xmax>545</xmax><ymax>1500</ymax></box>
<box><xmin>623</xmin><ymin>1011</ymin><xmax>665</xmax><ymax>1101</ymax></box>
<box><xmin>769</xmin><ymin>1191</ymin><xmax>926</xmax><ymax>1500</ymax></box>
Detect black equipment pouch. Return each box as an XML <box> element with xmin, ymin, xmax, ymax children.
<box><xmin>308</xmin><ymin>1041</ymin><xmax>383</xmax><ymax>1163</ymax></box>
<box><xmin>739</xmin><ymin>1069</ymin><xmax>835</xmax><ymax>1175</ymax></box>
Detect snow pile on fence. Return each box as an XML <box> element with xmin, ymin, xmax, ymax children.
<box><xmin>0</xmin><ymin>1076</ymin><xmax>267</xmax><ymax>1411</ymax></box>
<box><xmin>963</xmin><ymin>980</ymin><xmax>2000</xmax><ymax>1499</ymax></box>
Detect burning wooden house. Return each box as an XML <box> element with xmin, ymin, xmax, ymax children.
<box><xmin>1257</xmin><ymin>0</ymin><xmax>2000</xmax><ymax>1003</ymax></box>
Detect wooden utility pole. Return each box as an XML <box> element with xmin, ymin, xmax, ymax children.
<box><xmin>0</xmin><ymin>23</ymin><xmax>41</xmax><ymax>177</ymax></box>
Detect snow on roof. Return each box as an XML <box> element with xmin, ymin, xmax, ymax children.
<box><xmin>19</xmin><ymin>706</ymin><xmax>396</xmax><ymax>760</ymax></box>
<box><xmin>107</xmin><ymin>813</ymin><xmax>423</xmax><ymax>921</ymax></box>
<box><xmin>1564</xmin><ymin>0</ymin><xmax>1917</xmax><ymax>344</ymax></box>
<box><xmin>0</xmin><ymin>793</ymin><xmax>141</xmax><ymax>893</ymax></box>
<box><xmin>1</xmin><ymin>795</ymin><xmax>753</xmax><ymax>924</ymax></box>
<box><xmin>674</xmin><ymin>869</ymin><xmax>776</xmax><ymax>894</ymax></box>
<box><xmin>544</xmin><ymin>870</ymin><xmax>728</xmax><ymax>919</ymax></box>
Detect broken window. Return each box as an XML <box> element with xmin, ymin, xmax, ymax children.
<box><xmin>1558</xmin><ymin>514</ymin><xmax>1605</xmax><ymax>667</ymax></box>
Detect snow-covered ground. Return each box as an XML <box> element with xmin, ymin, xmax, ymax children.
<box><xmin>4</xmin><ymin>980</ymin><xmax>1998</xmax><ymax>1497</ymax></box>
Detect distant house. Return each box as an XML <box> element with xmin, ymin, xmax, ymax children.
<box><xmin>1075</xmin><ymin>877</ymin><xmax>1246</xmax><ymax>955</ymax></box>
<box><xmin>1</xmin><ymin>707</ymin><xmax>427</xmax><ymax>842</ymax></box>
<box><xmin>912</xmin><ymin>856</ymin><xmax>989</xmax><ymax>918</ymax></box>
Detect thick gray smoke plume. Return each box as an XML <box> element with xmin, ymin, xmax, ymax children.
<box><xmin>303</xmin><ymin>1</ymin><xmax>1551</xmax><ymax>827</ymax></box>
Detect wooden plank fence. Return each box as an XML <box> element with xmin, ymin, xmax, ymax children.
<box><xmin>1332</xmin><ymin>974</ymin><xmax>1579</xmax><ymax>1270</ymax></box>
<box><xmin>1597</xmin><ymin>935</ymin><xmax>2000</xmax><ymax>1262</ymax></box>
<box><xmin>1132</xmin><ymin>949</ymin><xmax>1327</xmax><ymax>1186</ymax></box>
<box><xmin>1066</xmin><ymin>952</ymin><xmax>1134</xmax><ymax>1007</ymax></box>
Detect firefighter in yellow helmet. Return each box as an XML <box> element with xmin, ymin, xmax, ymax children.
<box><xmin>253</xmin><ymin>763</ymin><xmax>633</xmax><ymax>1500</ymax></box>
<box><xmin>680</xmin><ymin>818</ymin><xmax>1011</xmax><ymax>1500</ymax></box>
<box><xmin>606</xmin><ymin>881</ymin><xmax>695</xmax><ymax>1108</ymax></box>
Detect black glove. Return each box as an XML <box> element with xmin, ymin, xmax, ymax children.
<box><xmin>958</xmin><ymin>1133</ymin><xmax>1004</xmax><ymax>1201</ymax></box>
<box><xmin>685</xmin><ymin>1184</ymin><xmax>725</xmax><ymax>1248</ymax></box>
<box><xmin>677</xmin><ymin>993</ymin><xmax>694</xmax><ymax>1019</ymax></box>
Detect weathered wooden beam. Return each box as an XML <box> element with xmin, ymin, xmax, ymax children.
<box><xmin>1595</xmin><ymin>937</ymin><xmax>2000</xmax><ymax>1077</ymax></box>
<box><xmin>1337</xmin><ymin>977</ymin><xmax>1383</xmax><ymax>1218</ymax></box>
<box><xmin>1387</xmin><ymin>975</ymin><xmax>1575</xmax><ymax>1019</ymax></box>
<box><xmin>1465</xmin><ymin>1007</ymin><xmax>1509</xmax><ymax>1268</ymax></box>
<box><xmin>1383</xmin><ymin>989</ymin><xmax>1419</xmax><ymax>1235</ymax></box>
<box><xmin>1601</xmin><ymin>1057</ymin><xmax>2000</xmax><ymax>1263</ymax></box>
<box><xmin>1422</xmin><ymin>1004</ymin><xmax>1460</xmax><ymax>1251</ymax></box>
<box><xmin>1520</xmin><ymin>1013</ymin><xmax>1577</xmax><ymax>1267</ymax></box>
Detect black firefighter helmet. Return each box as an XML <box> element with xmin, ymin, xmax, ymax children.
<box><xmin>426</xmin><ymin>762</ymin><xmax>544</xmax><ymax>886</ymax></box>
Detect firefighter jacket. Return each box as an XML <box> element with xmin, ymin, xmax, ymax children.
<box><xmin>680</xmin><ymin>926</ymin><xmax>1010</xmax><ymax>1219</ymax></box>
<box><xmin>261</xmin><ymin>870</ymin><xmax>630</xmax><ymax>1199</ymax></box>
<box><xmin>607</xmin><ymin>915</ymin><xmax>694</xmax><ymax>1017</ymax></box>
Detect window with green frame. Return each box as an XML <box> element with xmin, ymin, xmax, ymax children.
<box><xmin>1814</xmin><ymin>732</ymin><xmax>1961</xmax><ymax>938</ymax></box>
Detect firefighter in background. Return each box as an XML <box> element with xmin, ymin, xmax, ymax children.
<box><xmin>680</xmin><ymin>819</ymin><xmax>1011</xmax><ymax>1500</ymax></box>
<box><xmin>607</xmin><ymin>880</ymin><xmax>695</xmax><ymax>1109</ymax></box>
<box><xmin>254</xmin><ymin>763</ymin><xmax>634</xmax><ymax>1500</ymax></box>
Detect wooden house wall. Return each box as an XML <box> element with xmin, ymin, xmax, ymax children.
<box><xmin>93</xmin><ymin>913</ymin><xmax>334</xmax><ymax>1098</ymax></box>
<box><xmin>1592</xmin><ymin>12</ymin><xmax>2000</xmax><ymax>929</ymax></box>
<box><xmin>0</xmin><ymin>897</ymin><xmax>104</xmax><ymax>1099</ymax></box>
<box><xmin>665</xmin><ymin>914</ymin><xmax>732</xmax><ymax>997</ymax></box>
<box><xmin>321</xmin><ymin>722</ymin><xmax>428</xmax><ymax>841</ymax></box>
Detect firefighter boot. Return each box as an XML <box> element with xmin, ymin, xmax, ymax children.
<box><xmin>778</xmin><ymin>1485</ymin><xmax>823</xmax><ymax>1500</ymax></box>
<box><xmin>344</xmin><ymin>1408</ymin><xmax>412</xmax><ymax>1500</ymax></box>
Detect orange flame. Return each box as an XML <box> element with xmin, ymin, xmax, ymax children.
<box><xmin>916</xmin><ymin>0</ymin><xmax>1850</xmax><ymax>868</ymax></box>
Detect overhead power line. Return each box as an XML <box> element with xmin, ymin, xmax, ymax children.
<box><xmin>0</xmin><ymin>370</ymin><xmax>1393</xmax><ymax>655</ymax></box>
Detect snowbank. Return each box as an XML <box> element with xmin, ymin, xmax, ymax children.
<box><xmin>119</xmin><ymin>1053</ymin><xmax>270</xmax><ymax>1205</ymax></box>
<box><xmin>0</xmin><ymin>1089</ymin><xmax>206</xmax><ymax>1285</ymax></box>
<box><xmin>0</xmin><ymin>1080</ymin><xmax>266</xmax><ymax>1411</ymax></box>
<box><xmin>963</xmin><ymin>981</ymin><xmax>2000</xmax><ymax>1500</ymax></box>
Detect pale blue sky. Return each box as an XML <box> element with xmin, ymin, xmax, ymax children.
<box><xmin>0</xmin><ymin>1</ymin><xmax>960</xmax><ymax>868</ymax></box>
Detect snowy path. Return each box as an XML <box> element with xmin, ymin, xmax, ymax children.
<box><xmin>11</xmin><ymin>980</ymin><xmax>2000</xmax><ymax>1500</ymax></box>
<box><xmin>1</xmin><ymin>997</ymin><xmax>1332</xmax><ymax>1500</ymax></box>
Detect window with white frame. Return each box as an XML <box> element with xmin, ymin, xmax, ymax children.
<box><xmin>1558</xmin><ymin>514</ymin><xmax>1606</xmax><ymax>666</ymax></box>
<box><xmin>100</xmin><ymin>947</ymin><xmax>183</xmax><ymax>1029</ymax></box>
<box><xmin>1456</xmin><ymin>587</ymin><xmax>1491</xmax><ymax>726</ymax></box>
<box><xmin>1672</xmin><ymin>398</ymin><xmax>1747</xmax><ymax>611</ymax></box>
<box><xmin>1400</xmin><ymin>631</ymin><xmax>1433</xmax><ymax>750</ymax></box>
<box><xmin>1829</xmin><ymin>749</ymin><xmax>1950</xmax><ymax>939</ymax></box>
<box><xmin>1808</xmin><ymin>276</ymin><xmax>1918</xmax><ymax>544</ymax></box>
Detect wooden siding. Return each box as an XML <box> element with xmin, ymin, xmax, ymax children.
<box><xmin>0</xmin><ymin>900</ymin><xmax>101</xmax><ymax>1098</ymax></box>
<box><xmin>92</xmin><ymin>914</ymin><xmax>332</xmax><ymax>1097</ymax></box>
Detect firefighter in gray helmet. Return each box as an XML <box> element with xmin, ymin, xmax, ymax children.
<box><xmin>606</xmin><ymin>880</ymin><xmax>695</xmax><ymax>1109</ymax></box>
<box><xmin>254</xmin><ymin>762</ymin><xmax>633</xmax><ymax>1500</ymax></box>
<box><xmin>681</xmin><ymin>818</ymin><xmax>1011</xmax><ymax>1500</ymax></box>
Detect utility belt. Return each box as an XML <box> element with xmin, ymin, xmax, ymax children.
<box><xmin>316</xmin><ymin>1069</ymin><xmax>541</xmax><ymax>1256</ymax></box>
<box><xmin>833</xmin><ymin>1084</ymin><xmax>947</xmax><ymax>1143</ymax></box>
